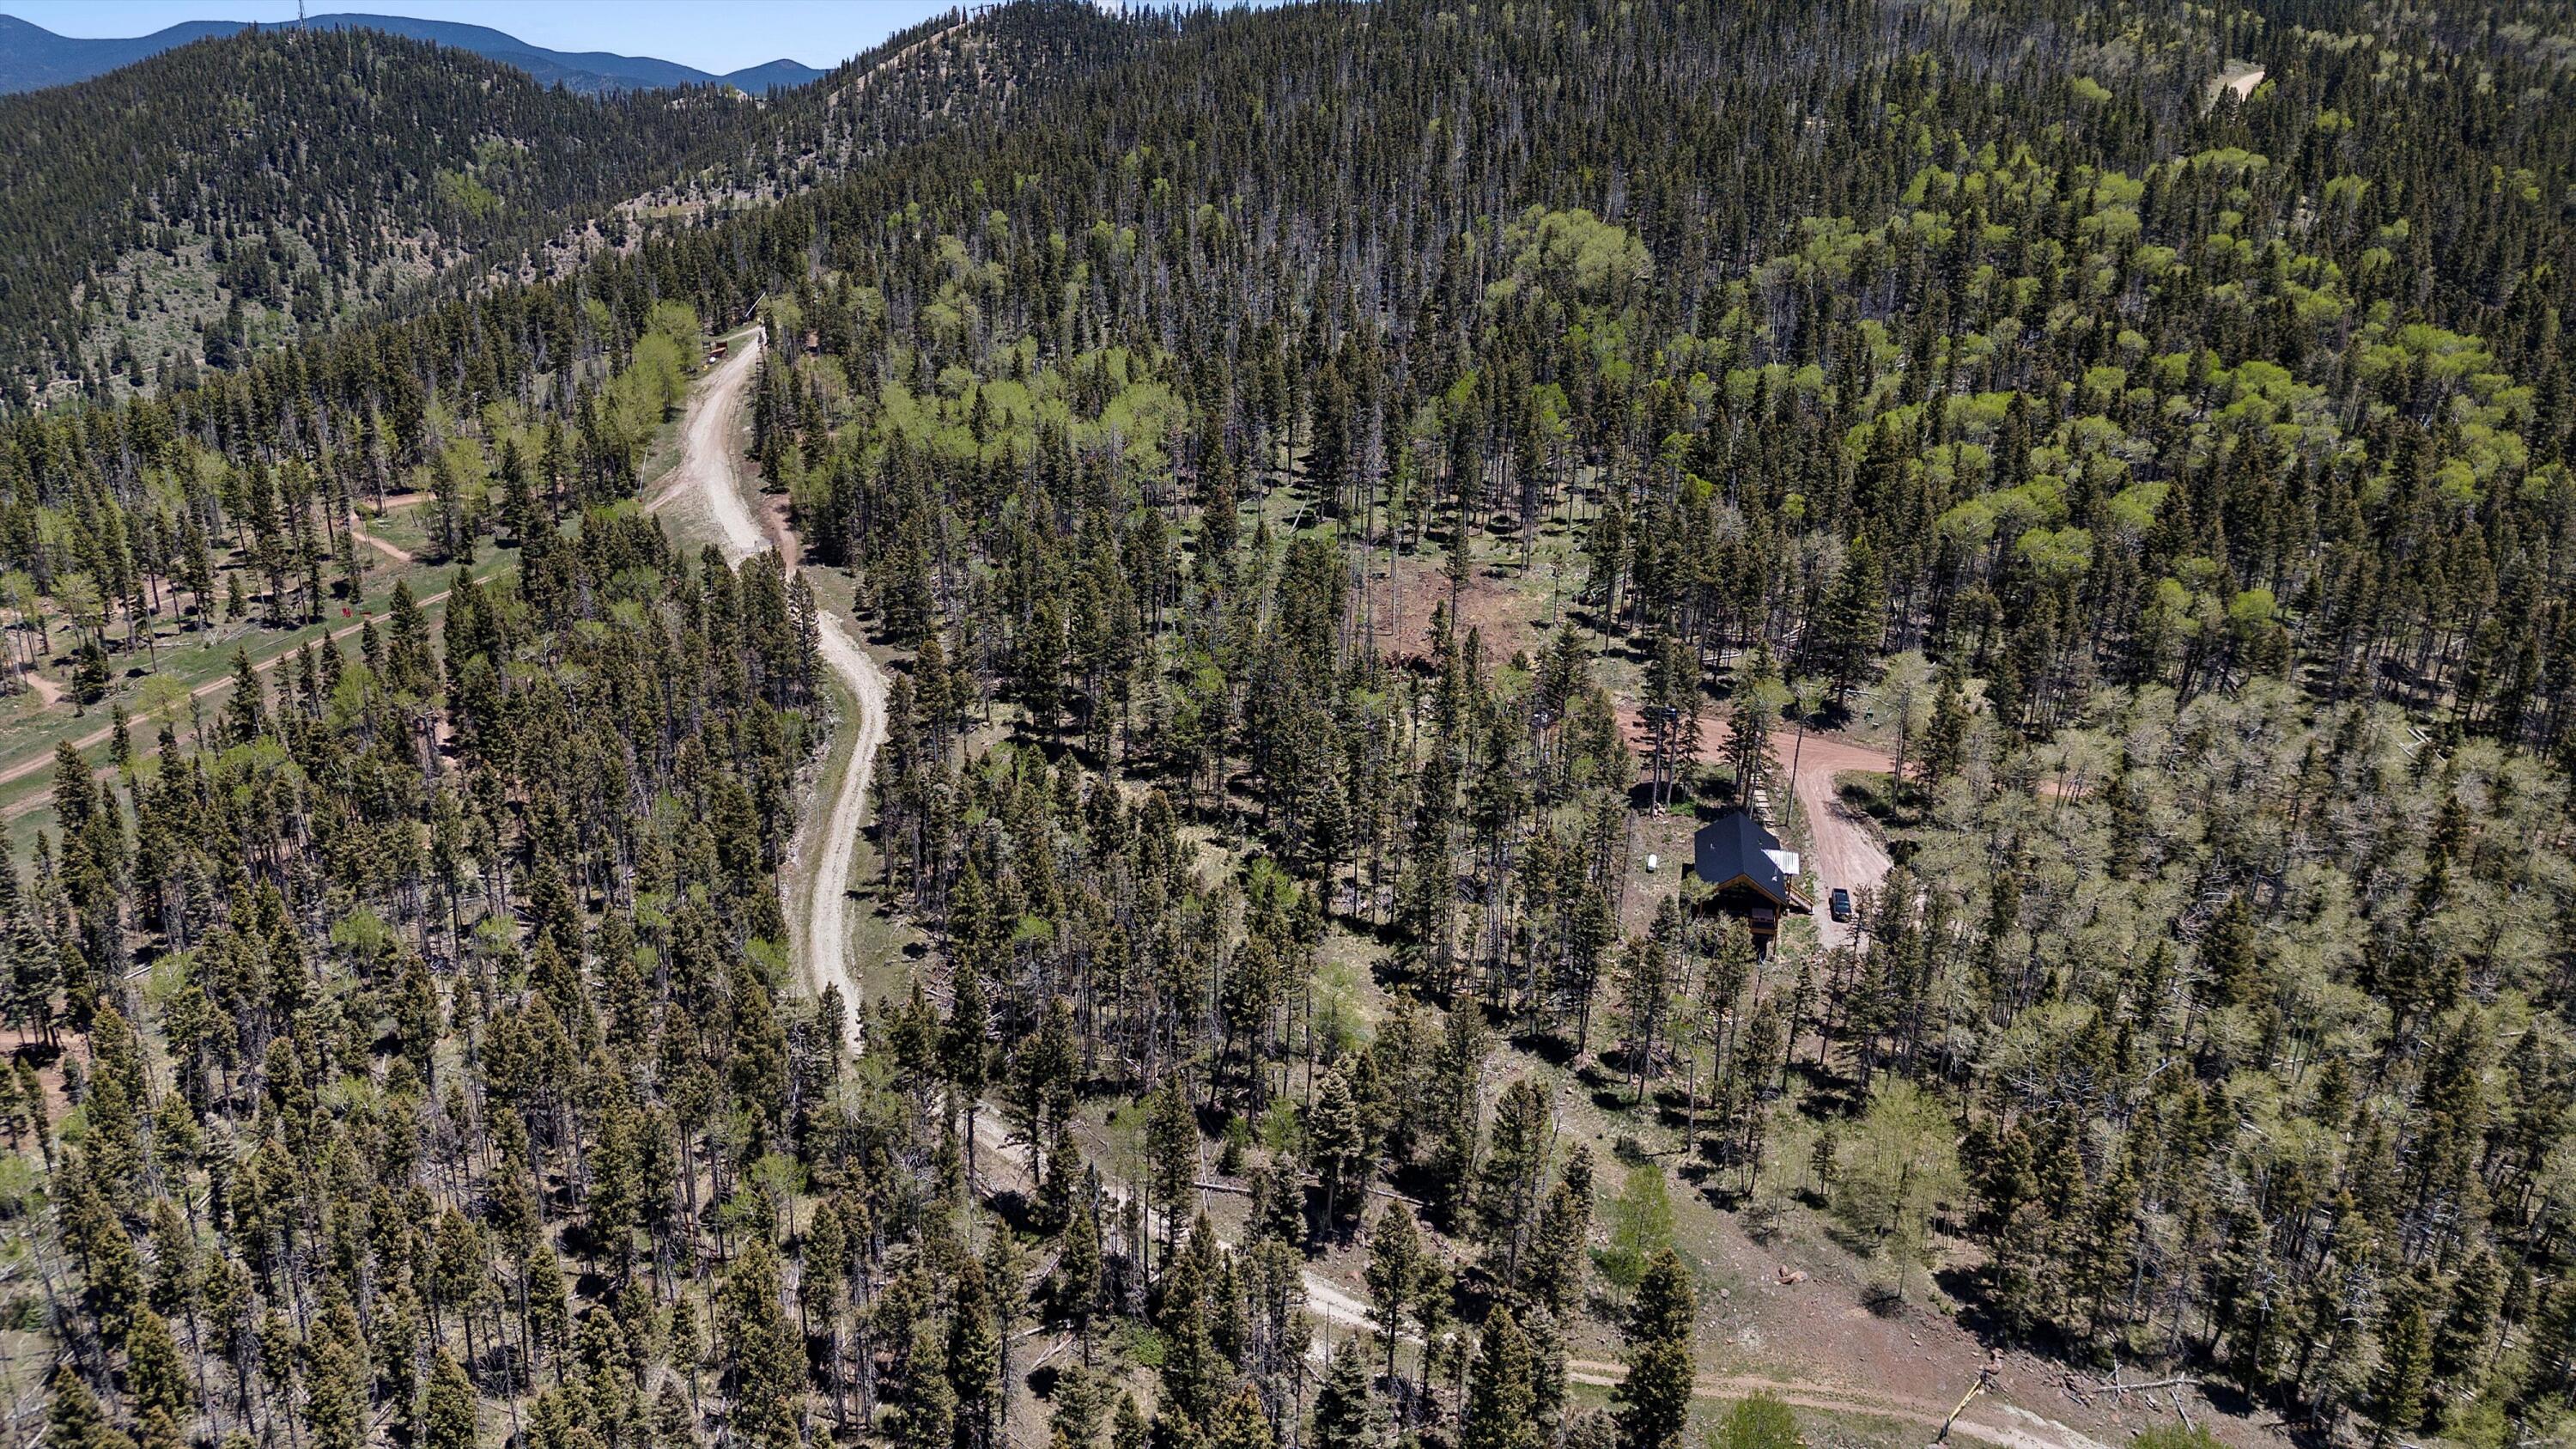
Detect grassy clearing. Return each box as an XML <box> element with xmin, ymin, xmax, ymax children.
<box><xmin>0</xmin><ymin>534</ymin><xmax>506</xmax><ymax>772</ymax></box>
<box><xmin>354</xmin><ymin>496</ymin><xmax>440</xmax><ymax>557</ymax></box>
<box><xmin>1</xmin><ymin>547</ymin><xmax>520</xmax><ymax>852</ymax></box>
<box><xmin>0</xmin><ymin>372</ymin><xmax>719</xmax><ymax>844</ymax></box>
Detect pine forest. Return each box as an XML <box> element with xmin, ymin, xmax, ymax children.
<box><xmin>0</xmin><ymin>5</ymin><xmax>2573</xmax><ymax>1449</ymax></box>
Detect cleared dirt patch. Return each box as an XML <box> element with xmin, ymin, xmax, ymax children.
<box><xmin>647</xmin><ymin>337</ymin><xmax>769</xmax><ymax>560</ymax></box>
<box><xmin>1372</xmin><ymin>552</ymin><xmax>1562</xmax><ymax>667</ymax></box>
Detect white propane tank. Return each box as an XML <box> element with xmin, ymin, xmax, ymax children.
<box><xmin>1644</xmin><ymin>853</ymin><xmax>1659</xmax><ymax>873</ymax></box>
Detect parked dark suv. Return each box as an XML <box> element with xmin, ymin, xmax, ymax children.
<box><xmin>1829</xmin><ymin>887</ymin><xmax>1852</xmax><ymax>922</ymax></box>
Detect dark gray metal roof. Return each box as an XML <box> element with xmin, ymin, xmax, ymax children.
<box><xmin>1692</xmin><ymin>807</ymin><xmax>1794</xmax><ymax>905</ymax></box>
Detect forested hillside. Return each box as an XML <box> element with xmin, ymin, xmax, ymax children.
<box><xmin>0</xmin><ymin>5</ymin><xmax>1133</xmax><ymax>411</ymax></box>
<box><xmin>0</xmin><ymin>27</ymin><xmax>753</xmax><ymax>408</ymax></box>
<box><xmin>5</xmin><ymin>3</ymin><xmax>2576</xmax><ymax>1449</ymax></box>
<box><xmin>514</xmin><ymin>4</ymin><xmax>1154</xmax><ymax>289</ymax></box>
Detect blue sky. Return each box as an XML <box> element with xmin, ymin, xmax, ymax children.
<box><xmin>0</xmin><ymin>0</ymin><xmax>970</xmax><ymax>74</ymax></box>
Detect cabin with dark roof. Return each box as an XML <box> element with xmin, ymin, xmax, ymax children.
<box><xmin>1690</xmin><ymin>806</ymin><xmax>1809</xmax><ymax>945</ymax></box>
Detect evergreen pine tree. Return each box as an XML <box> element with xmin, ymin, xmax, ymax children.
<box><xmin>1612</xmin><ymin>1251</ymin><xmax>1697</xmax><ymax>1449</ymax></box>
<box><xmin>1365</xmin><ymin>1202</ymin><xmax>1425</xmax><ymax>1381</ymax></box>
<box><xmin>1462</xmin><ymin>1306</ymin><xmax>1540</xmax><ymax>1449</ymax></box>
<box><xmin>1146</xmin><ymin>1074</ymin><xmax>1200</xmax><ymax>1257</ymax></box>
<box><xmin>126</xmin><ymin>1308</ymin><xmax>191</xmax><ymax>1428</ymax></box>
<box><xmin>2371</xmin><ymin>1284</ymin><xmax>2433</xmax><ymax>1446</ymax></box>
<box><xmin>717</xmin><ymin>1240</ymin><xmax>803</xmax><ymax>1448</ymax></box>
<box><xmin>2432</xmin><ymin>1249</ymin><xmax>2501</xmax><ymax>1387</ymax></box>
<box><xmin>1528</xmin><ymin>1143</ymin><xmax>1595</xmax><ymax>1316</ymax></box>
<box><xmin>1208</xmin><ymin>1385</ymin><xmax>1273</xmax><ymax>1449</ymax></box>
<box><xmin>423</xmin><ymin>1349</ymin><xmax>478</xmax><ymax>1449</ymax></box>
<box><xmin>50</xmin><ymin>1369</ymin><xmax>136</xmax><ymax>1449</ymax></box>
<box><xmin>1309</xmin><ymin>1340</ymin><xmax>1377</xmax><ymax>1449</ymax></box>
<box><xmin>1304</xmin><ymin>1066</ymin><xmax>1369</xmax><ymax>1237</ymax></box>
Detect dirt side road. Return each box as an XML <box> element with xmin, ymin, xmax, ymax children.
<box><xmin>347</xmin><ymin>508</ymin><xmax>415</xmax><ymax>563</ymax></box>
<box><xmin>969</xmin><ymin>1114</ymin><xmax>2129</xmax><ymax>1449</ymax></box>
<box><xmin>1564</xmin><ymin>1357</ymin><xmax>2118</xmax><ymax>1449</ymax></box>
<box><xmin>0</xmin><ymin>579</ymin><xmax>477</xmax><ymax>817</ymax></box>
<box><xmin>799</xmin><ymin>610</ymin><xmax>889</xmax><ymax>1042</ymax></box>
<box><xmin>9</xmin><ymin>334</ymin><xmax>775</xmax><ymax>819</ymax></box>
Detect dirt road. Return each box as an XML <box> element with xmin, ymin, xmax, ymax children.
<box><xmin>968</xmin><ymin>1112</ymin><xmax>2121</xmax><ymax>1449</ymax></box>
<box><xmin>647</xmin><ymin>326</ymin><xmax>883</xmax><ymax>1051</ymax></box>
<box><xmin>2211</xmin><ymin>62</ymin><xmax>2265</xmax><ymax>107</ymax></box>
<box><xmin>798</xmin><ymin>611</ymin><xmax>888</xmax><ymax>1042</ymax></box>
<box><xmin>647</xmin><ymin>336</ymin><xmax>769</xmax><ymax>557</ymax></box>
<box><xmin>1766</xmin><ymin>728</ymin><xmax>1894</xmax><ymax>948</ymax></box>
<box><xmin>348</xmin><ymin>509</ymin><xmax>415</xmax><ymax>564</ymax></box>
<box><xmin>967</xmin><ymin>1111</ymin><xmax>1386</xmax><ymax>1354</ymax></box>
<box><xmin>1563</xmin><ymin>1356</ymin><xmax>2118</xmax><ymax>1449</ymax></box>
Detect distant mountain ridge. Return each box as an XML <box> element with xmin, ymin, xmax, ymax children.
<box><xmin>0</xmin><ymin>3</ymin><xmax>1144</xmax><ymax>403</ymax></box>
<box><xmin>0</xmin><ymin>22</ymin><xmax>762</xmax><ymax>401</ymax></box>
<box><xmin>0</xmin><ymin>10</ymin><xmax>826</xmax><ymax>94</ymax></box>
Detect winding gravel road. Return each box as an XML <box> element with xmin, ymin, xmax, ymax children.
<box><xmin>651</xmin><ymin>326</ymin><xmax>884</xmax><ymax>1050</ymax></box>
<box><xmin>797</xmin><ymin>610</ymin><xmax>888</xmax><ymax>1046</ymax></box>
